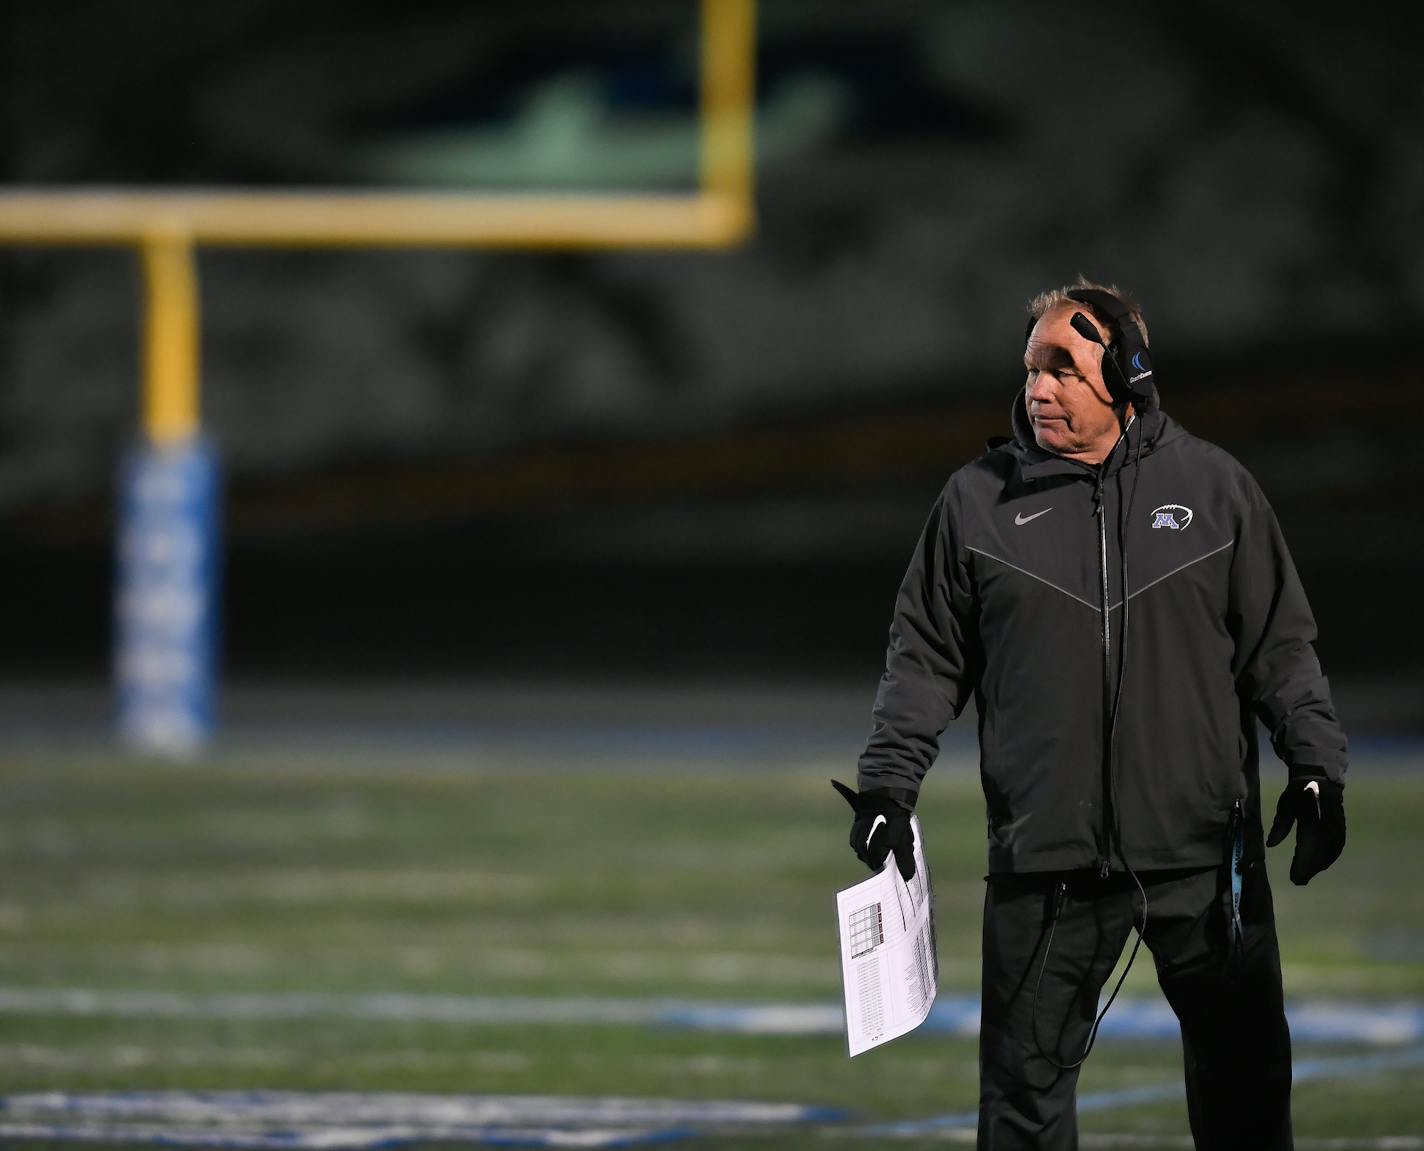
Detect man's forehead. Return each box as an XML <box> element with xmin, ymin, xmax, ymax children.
<box><xmin>1026</xmin><ymin>304</ymin><xmax>1102</xmax><ymax>367</ymax></box>
<box><xmin>1023</xmin><ymin>336</ymin><xmax>1077</xmax><ymax>369</ymax></box>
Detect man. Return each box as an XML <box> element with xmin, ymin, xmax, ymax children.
<box><xmin>836</xmin><ymin>278</ymin><xmax>1348</xmax><ymax>1150</ymax></box>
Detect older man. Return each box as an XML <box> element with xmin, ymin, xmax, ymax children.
<box><xmin>837</xmin><ymin>278</ymin><xmax>1348</xmax><ymax>1150</ymax></box>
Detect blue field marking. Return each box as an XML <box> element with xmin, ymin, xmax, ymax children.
<box><xmin>648</xmin><ymin>991</ymin><xmax>1420</xmax><ymax>1048</ymax></box>
<box><xmin>4</xmin><ymin>987</ymin><xmax>1422</xmax><ymax>1047</ymax></box>
<box><xmin>861</xmin><ymin>1044</ymin><xmax>1424</xmax><ymax>1136</ymax></box>
<box><xmin>0</xmin><ymin>1091</ymin><xmax>846</xmax><ymax>1149</ymax></box>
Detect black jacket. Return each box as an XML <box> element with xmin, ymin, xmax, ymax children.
<box><xmin>857</xmin><ymin>389</ymin><xmax>1348</xmax><ymax>874</ymax></box>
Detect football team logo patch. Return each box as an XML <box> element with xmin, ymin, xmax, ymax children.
<box><xmin>1150</xmin><ymin>504</ymin><xmax>1193</xmax><ymax>530</ymax></box>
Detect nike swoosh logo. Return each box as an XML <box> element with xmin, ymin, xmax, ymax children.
<box><xmin>1015</xmin><ymin>507</ymin><xmax>1053</xmax><ymax>525</ymax></box>
<box><xmin>865</xmin><ymin>814</ymin><xmax>887</xmax><ymax>849</ymax></box>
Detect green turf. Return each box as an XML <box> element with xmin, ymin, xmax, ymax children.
<box><xmin>1</xmin><ymin>743</ymin><xmax>1421</xmax><ymax>1145</ymax></box>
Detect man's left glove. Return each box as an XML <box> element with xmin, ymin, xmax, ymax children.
<box><xmin>831</xmin><ymin>779</ymin><xmax>917</xmax><ymax>881</ymax></box>
<box><xmin>1266</xmin><ymin>777</ymin><xmax>1345</xmax><ymax>886</ymax></box>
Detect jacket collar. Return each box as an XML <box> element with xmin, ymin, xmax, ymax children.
<box><xmin>995</xmin><ymin>386</ymin><xmax>1181</xmax><ymax>480</ymax></box>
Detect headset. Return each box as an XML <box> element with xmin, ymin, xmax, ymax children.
<box><xmin>1023</xmin><ymin>286</ymin><xmax>1156</xmax><ymax>408</ymax></box>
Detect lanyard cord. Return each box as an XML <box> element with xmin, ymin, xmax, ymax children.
<box><xmin>1230</xmin><ymin>800</ymin><xmax>1246</xmax><ymax>961</ymax></box>
<box><xmin>1031</xmin><ymin>874</ymin><xmax>1146</xmax><ymax>1070</ymax></box>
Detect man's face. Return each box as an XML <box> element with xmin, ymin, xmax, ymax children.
<box><xmin>1023</xmin><ymin>305</ymin><xmax>1122</xmax><ymax>462</ymax></box>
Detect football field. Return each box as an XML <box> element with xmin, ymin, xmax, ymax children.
<box><xmin>1</xmin><ymin>716</ymin><xmax>1421</xmax><ymax>1149</ymax></box>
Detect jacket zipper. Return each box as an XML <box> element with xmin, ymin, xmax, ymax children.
<box><xmin>1094</xmin><ymin>467</ymin><xmax>1112</xmax><ymax>878</ymax></box>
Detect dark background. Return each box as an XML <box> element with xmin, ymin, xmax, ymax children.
<box><xmin>1</xmin><ymin>0</ymin><xmax>1419</xmax><ymax>729</ymax></box>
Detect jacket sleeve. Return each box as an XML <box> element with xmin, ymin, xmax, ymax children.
<box><xmin>1228</xmin><ymin>476</ymin><xmax>1348</xmax><ymax>786</ymax></box>
<box><xmin>856</xmin><ymin>481</ymin><xmax>979</xmax><ymax>798</ymax></box>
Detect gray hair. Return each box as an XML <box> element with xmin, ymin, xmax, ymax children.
<box><xmin>1026</xmin><ymin>274</ymin><xmax>1150</xmax><ymax>347</ymax></box>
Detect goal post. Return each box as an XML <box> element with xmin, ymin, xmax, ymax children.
<box><xmin>0</xmin><ymin>0</ymin><xmax>758</xmax><ymax>755</ymax></box>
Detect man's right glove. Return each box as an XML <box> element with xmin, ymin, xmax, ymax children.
<box><xmin>831</xmin><ymin>779</ymin><xmax>917</xmax><ymax>881</ymax></box>
<box><xmin>1265</xmin><ymin>777</ymin><xmax>1345</xmax><ymax>886</ymax></box>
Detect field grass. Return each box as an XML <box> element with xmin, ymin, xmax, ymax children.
<box><xmin>1</xmin><ymin>737</ymin><xmax>1421</xmax><ymax>1146</ymax></box>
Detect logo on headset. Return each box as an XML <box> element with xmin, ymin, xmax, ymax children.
<box><xmin>1129</xmin><ymin>350</ymin><xmax>1152</xmax><ymax>384</ymax></box>
<box><xmin>1150</xmin><ymin>504</ymin><xmax>1193</xmax><ymax>531</ymax></box>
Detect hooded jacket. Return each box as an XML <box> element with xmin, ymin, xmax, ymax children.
<box><xmin>856</xmin><ymin>385</ymin><xmax>1348</xmax><ymax>874</ymax></box>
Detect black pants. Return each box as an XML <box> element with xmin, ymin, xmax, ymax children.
<box><xmin>978</xmin><ymin>862</ymin><xmax>1293</xmax><ymax>1150</ymax></box>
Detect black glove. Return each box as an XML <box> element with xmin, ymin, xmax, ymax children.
<box><xmin>831</xmin><ymin>779</ymin><xmax>917</xmax><ymax>881</ymax></box>
<box><xmin>1265</xmin><ymin>777</ymin><xmax>1345</xmax><ymax>886</ymax></box>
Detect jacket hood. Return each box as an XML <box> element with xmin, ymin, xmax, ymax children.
<box><xmin>997</xmin><ymin>387</ymin><xmax>1185</xmax><ymax>479</ymax></box>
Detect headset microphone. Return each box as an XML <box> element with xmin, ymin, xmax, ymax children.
<box><xmin>1069</xmin><ymin>311</ymin><xmax>1106</xmax><ymax>347</ymax></box>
